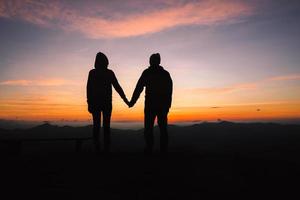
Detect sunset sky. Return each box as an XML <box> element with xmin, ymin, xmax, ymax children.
<box><xmin>0</xmin><ymin>0</ymin><xmax>300</xmax><ymax>125</ymax></box>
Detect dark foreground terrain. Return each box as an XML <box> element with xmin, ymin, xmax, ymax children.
<box><xmin>1</xmin><ymin>122</ymin><xmax>300</xmax><ymax>198</ymax></box>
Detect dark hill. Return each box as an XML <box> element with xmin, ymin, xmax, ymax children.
<box><xmin>1</xmin><ymin>122</ymin><xmax>300</xmax><ymax>156</ymax></box>
<box><xmin>1</xmin><ymin>122</ymin><xmax>300</xmax><ymax>197</ymax></box>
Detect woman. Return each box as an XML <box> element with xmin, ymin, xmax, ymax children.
<box><xmin>87</xmin><ymin>52</ymin><xmax>129</xmax><ymax>153</ymax></box>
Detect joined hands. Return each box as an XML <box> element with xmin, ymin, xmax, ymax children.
<box><xmin>123</xmin><ymin>97</ymin><xmax>134</xmax><ymax>108</ymax></box>
<box><xmin>128</xmin><ymin>101</ymin><xmax>134</xmax><ymax>108</ymax></box>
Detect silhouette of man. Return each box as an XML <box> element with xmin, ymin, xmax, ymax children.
<box><xmin>129</xmin><ymin>53</ymin><xmax>173</xmax><ymax>154</ymax></box>
<box><xmin>87</xmin><ymin>52</ymin><xmax>129</xmax><ymax>153</ymax></box>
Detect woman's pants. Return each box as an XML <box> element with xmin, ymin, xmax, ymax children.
<box><xmin>92</xmin><ymin>108</ymin><xmax>112</xmax><ymax>153</ymax></box>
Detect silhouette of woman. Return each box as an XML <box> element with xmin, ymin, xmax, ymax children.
<box><xmin>87</xmin><ymin>52</ymin><xmax>129</xmax><ymax>153</ymax></box>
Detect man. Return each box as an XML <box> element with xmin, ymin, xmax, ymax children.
<box><xmin>129</xmin><ymin>53</ymin><xmax>173</xmax><ymax>154</ymax></box>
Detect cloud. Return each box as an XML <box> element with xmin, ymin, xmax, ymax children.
<box><xmin>190</xmin><ymin>73</ymin><xmax>300</xmax><ymax>94</ymax></box>
<box><xmin>267</xmin><ymin>74</ymin><xmax>300</xmax><ymax>81</ymax></box>
<box><xmin>211</xmin><ymin>106</ymin><xmax>221</xmax><ymax>109</ymax></box>
<box><xmin>0</xmin><ymin>0</ymin><xmax>253</xmax><ymax>38</ymax></box>
<box><xmin>191</xmin><ymin>82</ymin><xmax>257</xmax><ymax>94</ymax></box>
<box><xmin>0</xmin><ymin>79</ymin><xmax>78</xmax><ymax>86</ymax></box>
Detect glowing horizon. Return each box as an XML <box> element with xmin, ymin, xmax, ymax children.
<box><xmin>0</xmin><ymin>0</ymin><xmax>300</xmax><ymax>124</ymax></box>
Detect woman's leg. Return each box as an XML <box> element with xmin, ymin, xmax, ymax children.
<box><xmin>92</xmin><ymin>112</ymin><xmax>101</xmax><ymax>153</ymax></box>
<box><xmin>102</xmin><ymin>108</ymin><xmax>112</xmax><ymax>153</ymax></box>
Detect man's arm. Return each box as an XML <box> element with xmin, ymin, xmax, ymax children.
<box><xmin>130</xmin><ymin>71</ymin><xmax>146</xmax><ymax>107</ymax></box>
<box><xmin>167</xmin><ymin>72</ymin><xmax>173</xmax><ymax>109</ymax></box>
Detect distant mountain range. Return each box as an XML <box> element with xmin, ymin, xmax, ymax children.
<box><xmin>1</xmin><ymin>118</ymin><xmax>300</xmax><ymax>130</ymax></box>
<box><xmin>1</xmin><ymin>121</ymin><xmax>300</xmax><ymax>157</ymax></box>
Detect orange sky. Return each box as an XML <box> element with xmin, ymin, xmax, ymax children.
<box><xmin>0</xmin><ymin>0</ymin><xmax>300</xmax><ymax>124</ymax></box>
<box><xmin>1</xmin><ymin>86</ymin><xmax>300</xmax><ymax>123</ymax></box>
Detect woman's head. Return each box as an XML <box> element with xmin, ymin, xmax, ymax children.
<box><xmin>94</xmin><ymin>52</ymin><xmax>109</xmax><ymax>70</ymax></box>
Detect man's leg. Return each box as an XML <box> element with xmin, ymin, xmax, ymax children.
<box><xmin>144</xmin><ymin>108</ymin><xmax>156</xmax><ymax>154</ymax></box>
<box><xmin>158</xmin><ymin>110</ymin><xmax>169</xmax><ymax>154</ymax></box>
<box><xmin>103</xmin><ymin>109</ymin><xmax>112</xmax><ymax>153</ymax></box>
<box><xmin>92</xmin><ymin>112</ymin><xmax>101</xmax><ymax>153</ymax></box>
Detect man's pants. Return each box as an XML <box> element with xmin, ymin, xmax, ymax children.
<box><xmin>144</xmin><ymin>107</ymin><xmax>169</xmax><ymax>153</ymax></box>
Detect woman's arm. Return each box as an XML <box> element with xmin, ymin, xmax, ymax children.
<box><xmin>86</xmin><ymin>70</ymin><xmax>94</xmax><ymax>113</ymax></box>
<box><xmin>87</xmin><ymin>71</ymin><xmax>92</xmax><ymax>104</ymax></box>
<box><xmin>111</xmin><ymin>71</ymin><xmax>129</xmax><ymax>104</ymax></box>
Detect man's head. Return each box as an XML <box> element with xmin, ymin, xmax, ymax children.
<box><xmin>149</xmin><ymin>53</ymin><xmax>161</xmax><ymax>66</ymax></box>
<box><xmin>95</xmin><ymin>52</ymin><xmax>109</xmax><ymax>70</ymax></box>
